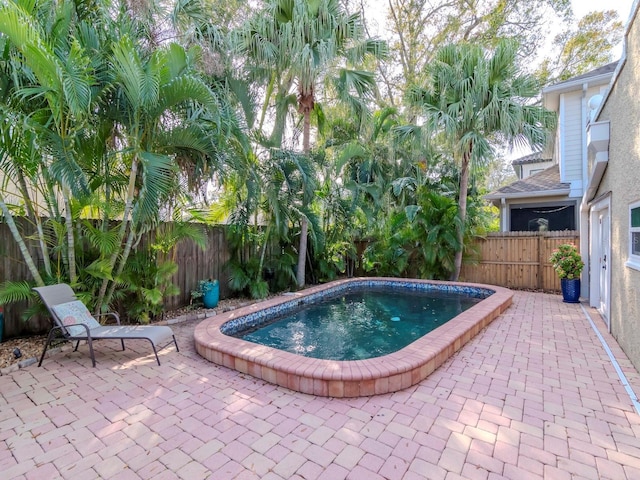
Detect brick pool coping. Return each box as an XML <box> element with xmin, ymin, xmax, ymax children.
<box><xmin>194</xmin><ymin>278</ymin><xmax>513</xmax><ymax>397</ymax></box>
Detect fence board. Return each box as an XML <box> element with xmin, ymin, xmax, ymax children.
<box><xmin>461</xmin><ymin>231</ymin><xmax>580</xmax><ymax>291</ymax></box>
<box><xmin>0</xmin><ymin>219</ymin><xmax>51</xmax><ymax>337</ymax></box>
<box><xmin>162</xmin><ymin>225</ymin><xmax>234</xmax><ymax>310</ymax></box>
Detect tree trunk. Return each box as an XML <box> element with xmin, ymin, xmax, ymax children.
<box><xmin>104</xmin><ymin>226</ymin><xmax>137</xmax><ymax>306</ymax></box>
<box><xmin>0</xmin><ymin>195</ymin><xmax>45</xmax><ymax>286</ymax></box>
<box><xmin>296</xmin><ymin>217</ymin><xmax>308</xmax><ymax>287</ymax></box>
<box><xmin>17</xmin><ymin>169</ymin><xmax>36</xmax><ymax>222</ymax></box>
<box><xmin>17</xmin><ymin>169</ymin><xmax>52</xmax><ymax>276</ymax></box>
<box><xmin>96</xmin><ymin>156</ymin><xmax>139</xmax><ymax>312</ymax></box>
<box><xmin>63</xmin><ymin>191</ymin><xmax>77</xmax><ymax>284</ymax></box>
<box><xmin>452</xmin><ymin>152</ymin><xmax>470</xmax><ymax>281</ymax></box>
<box><xmin>296</xmin><ymin>104</ymin><xmax>312</xmax><ymax>287</ymax></box>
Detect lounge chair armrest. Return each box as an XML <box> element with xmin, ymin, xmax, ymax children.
<box><xmin>60</xmin><ymin>322</ymin><xmax>93</xmax><ymax>337</ymax></box>
<box><xmin>96</xmin><ymin>312</ymin><xmax>121</xmax><ymax>325</ymax></box>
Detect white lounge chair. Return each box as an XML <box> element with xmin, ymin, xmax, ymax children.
<box><xmin>34</xmin><ymin>284</ymin><xmax>178</xmax><ymax>367</ymax></box>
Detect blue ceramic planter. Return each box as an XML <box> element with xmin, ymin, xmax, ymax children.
<box><xmin>201</xmin><ymin>280</ymin><xmax>219</xmax><ymax>309</ymax></box>
<box><xmin>561</xmin><ymin>278</ymin><xmax>580</xmax><ymax>303</ymax></box>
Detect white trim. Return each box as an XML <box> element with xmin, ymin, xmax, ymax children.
<box><xmin>582</xmin><ymin>84</ymin><xmax>588</xmax><ymax>198</ymax></box>
<box><xmin>579</xmin><ymin>207</ymin><xmax>590</xmax><ymax>299</ymax></box>
<box><xmin>485</xmin><ymin>188</ymin><xmax>570</xmax><ymax>201</ymax></box>
<box><xmin>584</xmin><ymin>139</ymin><xmax>609</xmax><ymax>204</ymax></box>
<box><xmin>580</xmin><ymin>304</ymin><xmax>640</xmax><ymax>415</ymax></box>
<box><xmin>625</xmin><ymin>259</ymin><xmax>640</xmax><ymax>272</ymax></box>
<box><xmin>543</xmin><ymin>72</ymin><xmax>620</xmax><ymax>95</ymax></box>
<box><xmin>629</xmin><ymin>200</ymin><xmax>640</xmax><ymax>266</ymax></box>
<box><xmin>559</xmin><ymin>94</ymin><xmax>566</xmax><ymax>182</ymax></box>
<box><xmin>501</xmin><ymin>198</ymin><xmax>508</xmax><ymax>232</ymax></box>
<box><xmin>588</xmin><ymin>195</ymin><xmax>611</xmax><ymax>328</ymax></box>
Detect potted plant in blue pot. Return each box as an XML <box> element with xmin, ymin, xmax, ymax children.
<box><xmin>200</xmin><ymin>279</ymin><xmax>219</xmax><ymax>309</ymax></box>
<box><xmin>549</xmin><ymin>244</ymin><xmax>584</xmax><ymax>303</ymax></box>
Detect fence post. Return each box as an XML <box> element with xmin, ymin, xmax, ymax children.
<box><xmin>538</xmin><ymin>233</ymin><xmax>544</xmax><ymax>290</ymax></box>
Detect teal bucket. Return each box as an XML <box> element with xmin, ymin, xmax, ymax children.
<box><xmin>202</xmin><ymin>280</ymin><xmax>219</xmax><ymax>309</ymax></box>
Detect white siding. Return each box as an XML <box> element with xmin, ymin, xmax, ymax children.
<box><xmin>561</xmin><ymin>91</ymin><xmax>584</xmax><ymax>187</ymax></box>
<box><xmin>522</xmin><ymin>160</ymin><xmax>554</xmax><ymax>178</ymax></box>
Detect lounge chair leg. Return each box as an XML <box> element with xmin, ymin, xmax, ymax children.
<box><xmin>38</xmin><ymin>328</ymin><xmax>58</xmax><ymax>367</ymax></box>
<box><xmin>121</xmin><ymin>339</ymin><xmax>125</xmax><ymax>351</ymax></box>
<box><xmin>86</xmin><ymin>336</ymin><xmax>96</xmax><ymax>367</ymax></box>
<box><xmin>173</xmin><ymin>335</ymin><xmax>179</xmax><ymax>352</ymax></box>
<box><xmin>74</xmin><ymin>340</ymin><xmax>80</xmax><ymax>352</ymax></box>
<box><xmin>152</xmin><ymin>344</ymin><xmax>161</xmax><ymax>366</ymax></box>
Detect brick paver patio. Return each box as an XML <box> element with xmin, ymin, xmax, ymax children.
<box><xmin>1</xmin><ymin>291</ymin><xmax>639</xmax><ymax>479</ymax></box>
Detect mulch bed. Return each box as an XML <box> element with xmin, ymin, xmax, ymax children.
<box><xmin>0</xmin><ymin>334</ymin><xmax>49</xmax><ymax>370</ymax></box>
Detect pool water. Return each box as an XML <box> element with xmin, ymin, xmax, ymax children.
<box><xmin>233</xmin><ymin>287</ymin><xmax>482</xmax><ymax>360</ymax></box>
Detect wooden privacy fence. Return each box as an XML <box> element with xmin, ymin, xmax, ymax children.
<box><xmin>460</xmin><ymin>230</ymin><xmax>580</xmax><ymax>291</ymax></box>
<box><xmin>0</xmin><ymin>219</ymin><xmax>238</xmax><ymax>338</ymax></box>
<box><xmin>0</xmin><ymin>219</ymin><xmax>50</xmax><ymax>337</ymax></box>
<box><xmin>0</xmin><ymin>216</ymin><xmax>579</xmax><ymax>338</ymax></box>
<box><xmin>139</xmin><ymin>223</ymin><xmax>235</xmax><ymax>310</ymax></box>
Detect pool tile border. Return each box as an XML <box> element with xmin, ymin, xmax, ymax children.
<box><xmin>194</xmin><ymin>277</ymin><xmax>513</xmax><ymax>397</ymax></box>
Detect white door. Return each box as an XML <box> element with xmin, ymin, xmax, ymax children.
<box><xmin>598</xmin><ymin>209</ymin><xmax>611</xmax><ymax>328</ymax></box>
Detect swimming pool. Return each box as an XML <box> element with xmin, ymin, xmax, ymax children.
<box><xmin>194</xmin><ymin>278</ymin><xmax>513</xmax><ymax>397</ymax></box>
<box><xmin>232</xmin><ymin>287</ymin><xmax>485</xmax><ymax>360</ymax></box>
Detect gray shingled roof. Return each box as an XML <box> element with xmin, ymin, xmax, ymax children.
<box><xmin>488</xmin><ymin>164</ymin><xmax>570</xmax><ymax>196</ymax></box>
<box><xmin>551</xmin><ymin>61</ymin><xmax>618</xmax><ymax>86</ymax></box>
<box><xmin>511</xmin><ymin>151</ymin><xmax>552</xmax><ymax>166</ymax></box>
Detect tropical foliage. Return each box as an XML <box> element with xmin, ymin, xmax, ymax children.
<box><xmin>0</xmin><ymin>0</ymin><xmax>244</xmax><ymax>319</ymax></box>
<box><xmin>0</xmin><ymin>0</ymin><xmax>623</xmax><ymax>324</ymax></box>
<box><xmin>236</xmin><ymin>0</ymin><xmax>387</xmax><ymax>287</ymax></box>
<box><xmin>407</xmin><ymin>39</ymin><xmax>556</xmax><ymax>280</ymax></box>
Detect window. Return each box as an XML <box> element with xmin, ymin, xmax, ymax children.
<box><xmin>510</xmin><ymin>204</ymin><xmax>576</xmax><ymax>232</ymax></box>
<box><xmin>630</xmin><ymin>202</ymin><xmax>640</xmax><ymax>266</ymax></box>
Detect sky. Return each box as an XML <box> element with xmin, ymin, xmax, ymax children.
<box><xmin>551</xmin><ymin>0</ymin><xmax>635</xmax><ymax>60</ymax></box>
<box><xmin>364</xmin><ymin>1</ymin><xmax>636</xmax><ymax>49</ymax></box>
<box><xmin>572</xmin><ymin>0</ymin><xmax>634</xmax><ymax>20</ymax></box>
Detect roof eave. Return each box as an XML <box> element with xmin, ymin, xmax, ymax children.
<box><xmin>542</xmin><ymin>72</ymin><xmax>615</xmax><ymax>95</ymax></box>
<box><xmin>543</xmin><ymin>72</ymin><xmax>615</xmax><ymax>111</ymax></box>
<box><xmin>485</xmin><ymin>188</ymin><xmax>571</xmax><ymax>205</ymax></box>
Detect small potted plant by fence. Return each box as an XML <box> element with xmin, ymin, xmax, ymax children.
<box><xmin>549</xmin><ymin>244</ymin><xmax>584</xmax><ymax>303</ymax></box>
<box><xmin>200</xmin><ymin>279</ymin><xmax>219</xmax><ymax>309</ymax></box>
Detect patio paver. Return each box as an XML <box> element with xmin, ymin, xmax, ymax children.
<box><xmin>1</xmin><ymin>291</ymin><xmax>640</xmax><ymax>479</ymax></box>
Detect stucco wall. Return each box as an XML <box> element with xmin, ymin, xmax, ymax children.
<box><xmin>596</xmin><ymin>8</ymin><xmax>640</xmax><ymax>370</ymax></box>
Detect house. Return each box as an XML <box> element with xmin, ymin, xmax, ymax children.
<box><xmin>583</xmin><ymin>1</ymin><xmax>640</xmax><ymax>371</ymax></box>
<box><xmin>486</xmin><ymin>62</ymin><xmax>618</xmax><ymax>233</ymax></box>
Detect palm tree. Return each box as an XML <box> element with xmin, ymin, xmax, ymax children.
<box><xmin>237</xmin><ymin>0</ymin><xmax>386</xmax><ymax>286</ymax></box>
<box><xmin>0</xmin><ymin>0</ymin><xmax>108</xmax><ymax>285</ymax></box>
<box><xmin>97</xmin><ymin>34</ymin><xmax>237</xmax><ymax>309</ymax></box>
<box><xmin>407</xmin><ymin>40</ymin><xmax>555</xmax><ymax>280</ymax></box>
<box><xmin>1</xmin><ymin>0</ymin><xmax>244</xmax><ymax>315</ymax></box>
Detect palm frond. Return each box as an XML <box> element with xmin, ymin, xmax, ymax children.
<box><xmin>60</xmin><ymin>37</ymin><xmax>95</xmax><ymax>114</ymax></box>
<box><xmin>82</xmin><ymin>221</ymin><xmax>121</xmax><ymax>256</ymax></box>
<box><xmin>0</xmin><ymin>280</ymin><xmax>35</xmax><ymax>305</ymax></box>
<box><xmin>134</xmin><ymin>151</ymin><xmax>178</xmax><ymax>225</ymax></box>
